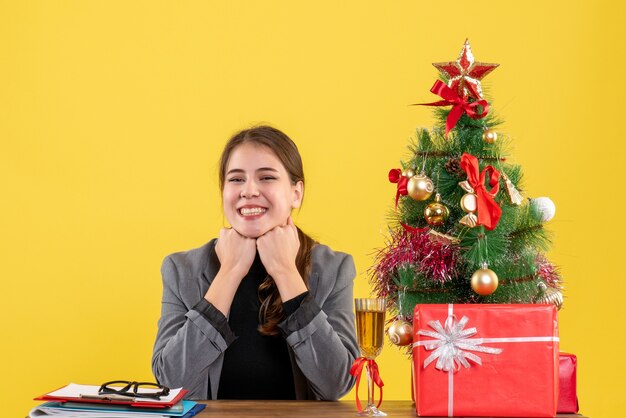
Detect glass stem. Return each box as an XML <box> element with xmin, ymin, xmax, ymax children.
<box><xmin>367</xmin><ymin>363</ymin><xmax>375</xmax><ymax>410</ymax></box>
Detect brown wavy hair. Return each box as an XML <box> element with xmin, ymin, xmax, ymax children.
<box><xmin>218</xmin><ymin>125</ymin><xmax>317</xmax><ymax>336</ymax></box>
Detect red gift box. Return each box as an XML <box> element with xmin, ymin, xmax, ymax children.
<box><xmin>413</xmin><ymin>304</ymin><xmax>559</xmax><ymax>417</ymax></box>
<box><xmin>558</xmin><ymin>353</ymin><xmax>579</xmax><ymax>413</ymax></box>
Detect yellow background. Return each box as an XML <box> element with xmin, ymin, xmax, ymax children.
<box><xmin>2</xmin><ymin>1</ymin><xmax>624</xmax><ymax>417</ymax></box>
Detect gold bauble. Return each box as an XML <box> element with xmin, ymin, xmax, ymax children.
<box><xmin>470</xmin><ymin>268</ymin><xmax>499</xmax><ymax>296</ymax></box>
<box><xmin>460</xmin><ymin>193</ymin><xmax>477</xmax><ymax>213</ymax></box>
<box><xmin>482</xmin><ymin>129</ymin><xmax>498</xmax><ymax>144</ymax></box>
<box><xmin>424</xmin><ymin>193</ymin><xmax>450</xmax><ymax>226</ymax></box>
<box><xmin>402</xmin><ymin>168</ymin><xmax>416</xmax><ymax>178</ymax></box>
<box><xmin>407</xmin><ymin>173</ymin><xmax>434</xmax><ymax>201</ymax></box>
<box><xmin>387</xmin><ymin>318</ymin><xmax>414</xmax><ymax>346</ymax></box>
<box><xmin>544</xmin><ymin>288</ymin><xmax>564</xmax><ymax>310</ymax></box>
<box><xmin>536</xmin><ymin>283</ymin><xmax>564</xmax><ymax>310</ymax></box>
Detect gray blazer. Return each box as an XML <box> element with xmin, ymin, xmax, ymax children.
<box><xmin>152</xmin><ymin>239</ymin><xmax>360</xmax><ymax>400</ymax></box>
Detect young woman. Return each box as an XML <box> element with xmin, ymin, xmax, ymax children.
<box><xmin>152</xmin><ymin>125</ymin><xmax>359</xmax><ymax>400</ymax></box>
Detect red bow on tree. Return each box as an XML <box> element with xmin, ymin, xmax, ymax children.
<box><xmin>349</xmin><ymin>357</ymin><xmax>384</xmax><ymax>412</ymax></box>
<box><xmin>388</xmin><ymin>168</ymin><xmax>408</xmax><ymax>209</ymax></box>
<box><xmin>401</xmin><ymin>222</ymin><xmax>427</xmax><ymax>235</ymax></box>
<box><xmin>415</xmin><ymin>80</ymin><xmax>490</xmax><ymax>137</ymax></box>
<box><xmin>460</xmin><ymin>153</ymin><xmax>502</xmax><ymax>230</ymax></box>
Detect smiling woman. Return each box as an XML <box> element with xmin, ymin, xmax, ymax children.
<box><xmin>151</xmin><ymin>126</ymin><xmax>360</xmax><ymax>401</ymax></box>
<box><xmin>222</xmin><ymin>141</ymin><xmax>303</xmax><ymax>239</ymax></box>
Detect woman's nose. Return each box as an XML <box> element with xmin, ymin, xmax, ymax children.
<box><xmin>240</xmin><ymin>181</ymin><xmax>260</xmax><ymax>198</ymax></box>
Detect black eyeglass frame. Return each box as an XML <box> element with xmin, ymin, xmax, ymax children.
<box><xmin>98</xmin><ymin>380</ymin><xmax>170</xmax><ymax>399</ymax></box>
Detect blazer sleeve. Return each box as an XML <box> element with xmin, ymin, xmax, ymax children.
<box><xmin>151</xmin><ymin>255</ymin><xmax>232</xmax><ymax>397</ymax></box>
<box><xmin>277</xmin><ymin>253</ymin><xmax>360</xmax><ymax>400</ymax></box>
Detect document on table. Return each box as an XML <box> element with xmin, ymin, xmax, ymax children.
<box><xmin>45</xmin><ymin>383</ymin><xmax>183</xmax><ymax>404</ymax></box>
<box><xmin>29</xmin><ymin>400</ymin><xmax>199</xmax><ymax>418</ymax></box>
<box><xmin>30</xmin><ymin>406</ymin><xmax>172</xmax><ymax>418</ymax></box>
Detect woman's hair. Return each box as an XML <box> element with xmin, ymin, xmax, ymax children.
<box><xmin>218</xmin><ymin>125</ymin><xmax>317</xmax><ymax>336</ymax></box>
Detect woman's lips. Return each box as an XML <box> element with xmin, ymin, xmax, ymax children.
<box><xmin>238</xmin><ymin>207</ymin><xmax>267</xmax><ymax>217</ymax></box>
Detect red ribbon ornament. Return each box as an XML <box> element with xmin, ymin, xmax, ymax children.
<box><xmin>350</xmin><ymin>357</ymin><xmax>384</xmax><ymax>412</ymax></box>
<box><xmin>388</xmin><ymin>168</ymin><xmax>408</xmax><ymax>209</ymax></box>
<box><xmin>460</xmin><ymin>153</ymin><xmax>502</xmax><ymax>230</ymax></box>
<box><xmin>416</xmin><ymin>80</ymin><xmax>490</xmax><ymax>137</ymax></box>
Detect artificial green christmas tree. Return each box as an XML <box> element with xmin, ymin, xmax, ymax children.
<box><xmin>371</xmin><ymin>39</ymin><xmax>563</xmax><ymax>347</ymax></box>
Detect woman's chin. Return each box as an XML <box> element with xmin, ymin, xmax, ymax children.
<box><xmin>231</xmin><ymin>225</ymin><xmax>269</xmax><ymax>239</ymax></box>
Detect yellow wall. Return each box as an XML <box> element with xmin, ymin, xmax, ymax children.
<box><xmin>2</xmin><ymin>1</ymin><xmax>624</xmax><ymax>417</ymax></box>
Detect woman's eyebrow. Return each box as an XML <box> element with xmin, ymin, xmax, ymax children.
<box><xmin>226</xmin><ymin>167</ymin><xmax>279</xmax><ymax>175</ymax></box>
<box><xmin>226</xmin><ymin>168</ymin><xmax>245</xmax><ymax>175</ymax></box>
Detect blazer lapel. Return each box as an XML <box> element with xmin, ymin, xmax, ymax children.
<box><xmin>201</xmin><ymin>238</ymin><xmax>221</xmax><ymax>286</ymax></box>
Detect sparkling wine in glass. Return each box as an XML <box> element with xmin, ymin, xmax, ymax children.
<box><xmin>355</xmin><ymin>298</ymin><xmax>386</xmax><ymax>417</ymax></box>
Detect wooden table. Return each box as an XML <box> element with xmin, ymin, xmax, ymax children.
<box><xmin>196</xmin><ymin>400</ymin><xmax>588</xmax><ymax>417</ymax></box>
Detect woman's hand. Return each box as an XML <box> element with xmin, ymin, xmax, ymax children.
<box><xmin>206</xmin><ymin>227</ymin><xmax>257</xmax><ymax>315</ymax></box>
<box><xmin>215</xmin><ymin>227</ymin><xmax>257</xmax><ymax>277</ymax></box>
<box><xmin>257</xmin><ymin>217</ymin><xmax>307</xmax><ymax>300</ymax></box>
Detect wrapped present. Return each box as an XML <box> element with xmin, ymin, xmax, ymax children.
<box><xmin>558</xmin><ymin>353</ymin><xmax>579</xmax><ymax>413</ymax></box>
<box><xmin>413</xmin><ymin>304</ymin><xmax>559</xmax><ymax>417</ymax></box>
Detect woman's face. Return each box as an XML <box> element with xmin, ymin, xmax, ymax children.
<box><xmin>222</xmin><ymin>143</ymin><xmax>303</xmax><ymax>238</ymax></box>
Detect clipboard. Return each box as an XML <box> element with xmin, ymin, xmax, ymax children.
<box><xmin>34</xmin><ymin>383</ymin><xmax>188</xmax><ymax>409</ymax></box>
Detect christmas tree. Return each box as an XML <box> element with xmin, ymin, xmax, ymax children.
<box><xmin>371</xmin><ymin>40</ymin><xmax>563</xmax><ymax>348</ymax></box>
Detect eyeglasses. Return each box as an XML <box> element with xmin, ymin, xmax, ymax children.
<box><xmin>98</xmin><ymin>380</ymin><xmax>170</xmax><ymax>400</ymax></box>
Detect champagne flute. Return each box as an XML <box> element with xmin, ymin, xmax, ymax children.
<box><xmin>354</xmin><ymin>298</ymin><xmax>386</xmax><ymax>417</ymax></box>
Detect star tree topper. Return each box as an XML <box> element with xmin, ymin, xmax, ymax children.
<box><xmin>433</xmin><ymin>39</ymin><xmax>499</xmax><ymax>100</ymax></box>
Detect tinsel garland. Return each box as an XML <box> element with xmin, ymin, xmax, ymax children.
<box><xmin>370</xmin><ymin>228</ymin><xmax>461</xmax><ymax>301</ymax></box>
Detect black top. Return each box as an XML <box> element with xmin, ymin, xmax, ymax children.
<box><xmin>212</xmin><ymin>253</ymin><xmax>305</xmax><ymax>400</ymax></box>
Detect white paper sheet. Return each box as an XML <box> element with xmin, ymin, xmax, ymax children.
<box><xmin>46</xmin><ymin>383</ymin><xmax>183</xmax><ymax>404</ymax></box>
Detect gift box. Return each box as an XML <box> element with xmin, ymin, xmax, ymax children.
<box><xmin>413</xmin><ymin>304</ymin><xmax>559</xmax><ymax>417</ymax></box>
<box><xmin>557</xmin><ymin>353</ymin><xmax>579</xmax><ymax>413</ymax></box>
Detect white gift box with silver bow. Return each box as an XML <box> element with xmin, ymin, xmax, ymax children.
<box><xmin>412</xmin><ymin>304</ymin><xmax>559</xmax><ymax>417</ymax></box>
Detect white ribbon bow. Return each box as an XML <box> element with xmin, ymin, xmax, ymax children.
<box><xmin>417</xmin><ymin>315</ymin><xmax>503</xmax><ymax>371</ymax></box>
